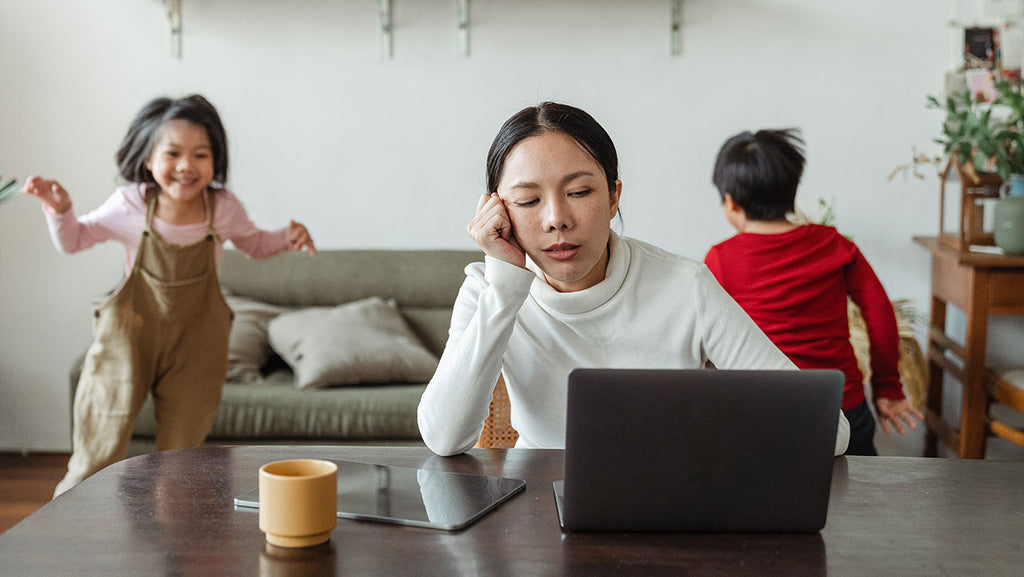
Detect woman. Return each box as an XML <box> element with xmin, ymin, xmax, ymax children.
<box><xmin>417</xmin><ymin>102</ymin><xmax>849</xmax><ymax>457</ymax></box>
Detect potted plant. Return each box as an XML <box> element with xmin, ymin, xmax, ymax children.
<box><xmin>992</xmin><ymin>82</ymin><xmax>1024</xmax><ymax>254</ymax></box>
<box><xmin>891</xmin><ymin>85</ymin><xmax>1024</xmax><ymax>182</ymax></box>
<box><xmin>891</xmin><ymin>85</ymin><xmax>1024</xmax><ymax>254</ymax></box>
<box><xmin>889</xmin><ymin>89</ymin><xmax>999</xmax><ymax>181</ymax></box>
<box><xmin>0</xmin><ymin>173</ymin><xmax>17</xmax><ymax>204</ymax></box>
<box><xmin>992</xmin><ymin>81</ymin><xmax>1024</xmax><ymax>193</ymax></box>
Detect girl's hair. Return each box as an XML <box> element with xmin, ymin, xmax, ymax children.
<box><xmin>115</xmin><ymin>94</ymin><xmax>229</xmax><ymax>188</ymax></box>
<box><xmin>486</xmin><ymin>102</ymin><xmax>619</xmax><ymax>195</ymax></box>
<box><xmin>711</xmin><ymin>128</ymin><xmax>805</xmax><ymax>221</ymax></box>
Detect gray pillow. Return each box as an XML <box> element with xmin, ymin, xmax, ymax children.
<box><xmin>225</xmin><ymin>295</ymin><xmax>286</xmax><ymax>383</ymax></box>
<box><xmin>267</xmin><ymin>296</ymin><xmax>439</xmax><ymax>389</ymax></box>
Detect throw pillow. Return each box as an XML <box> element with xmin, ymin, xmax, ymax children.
<box><xmin>225</xmin><ymin>294</ymin><xmax>286</xmax><ymax>383</ymax></box>
<box><xmin>267</xmin><ymin>296</ymin><xmax>440</xmax><ymax>389</ymax></box>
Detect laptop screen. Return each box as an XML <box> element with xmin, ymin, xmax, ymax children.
<box><xmin>556</xmin><ymin>368</ymin><xmax>843</xmax><ymax>532</ymax></box>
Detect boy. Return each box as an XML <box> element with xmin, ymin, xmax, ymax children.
<box><xmin>704</xmin><ymin>128</ymin><xmax>922</xmax><ymax>455</ymax></box>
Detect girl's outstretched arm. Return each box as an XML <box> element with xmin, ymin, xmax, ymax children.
<box><xmin>22</xmin><ymin>176</ymin><xmax>72</xmax><ymax>215</ymax></box>
<box><xmin>23</xmin><ymin>177</ymin><xmax>130</xmax><ymax>255</ymax></box>
<box><xmin>288</xmin><ymin>220</ymin><xmax>316</xmax><ymax>256</ymax></box>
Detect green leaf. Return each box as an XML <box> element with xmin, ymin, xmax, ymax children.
<box><xmin>0</xmin><ymin>178</ymin><xmax>20</xmax><ymax>204</ymax></box>
<box><xmin>997</xmin><ymin>158</ymin><xmax>1012</xmax><ymax>179</ymax></box>
<box><xmin>957</xmin><ymin>144</ymin><xmax>973</xmax><ymax>164</ymax></box>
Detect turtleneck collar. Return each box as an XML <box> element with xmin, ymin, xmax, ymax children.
<box><xmin>525</xmin><ymin>231</ymin><xmax>630</xmax><ymax>316</ymax></box>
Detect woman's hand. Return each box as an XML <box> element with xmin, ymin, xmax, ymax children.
<box><xmin>288</xmin><ymin>220</ymin><xmax>316</xmax><ymax>256</ymax></box>
<box><xmin>874</xmin><ymin>397</ymin><xmax>924</xmax><ymax>435</ymax></box>
<box><xmin>467</xmin><ymin>193</ymin><xmax>525</xmax><ymax>268</ymax></box>
<box><xmin>22</xmin><ymin>176</ymin><xmax>72</xmax><ymax>215</ymax></box>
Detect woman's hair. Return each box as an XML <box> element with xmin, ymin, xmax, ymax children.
<box><xmin>711</xmin><ymin>128</ymin><xmax>805</xmax><ymax>221</ymax></box>
<box><xmin>115</xmin><ymin>94</ymin><xmax>229</xmax><ymax>188</ymax></box>
<box><xmin>486</xmin><ymin>102</ymin><xmax>619</xmax><ymax>195</ymax></box>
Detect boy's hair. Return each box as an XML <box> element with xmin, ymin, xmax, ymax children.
<box><xmin>712</xmin><ymin>128</ymin><xmax>805</xmax><ymax>221</ymax></box>
<box><xmin>486</xmin><ymin>101</ymin><xmax>619</xmax><ymax>196</ymax></box>
<box><xmin>116</xmin><ymin>94</ymin><xmax>229</xmax><ymax>188</ymax></box>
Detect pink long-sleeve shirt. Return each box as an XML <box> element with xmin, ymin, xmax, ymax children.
<box><xmin>42</xmin><ymin>183</ymin><xmax>290</xmax><ymax>273</ymax></box>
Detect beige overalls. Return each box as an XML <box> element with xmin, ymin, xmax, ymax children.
<box><xmin>55</xmin><ymin>191</ymin><xmax>233</xmax><ymax>497</ymax></box>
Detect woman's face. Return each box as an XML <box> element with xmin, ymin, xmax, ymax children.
<box><xmin>496</xmin><ymin>131</ymin><xmax>621</xmax><ymax>292</ymax></box>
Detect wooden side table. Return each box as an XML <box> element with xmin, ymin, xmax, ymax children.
<box><xmin>913</xmin><ymin>236</ymin><xmax>1024</xmax><ymax>458</ymax></box>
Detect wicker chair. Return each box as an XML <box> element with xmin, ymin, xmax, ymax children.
<box><xmin>985</xmin><ymin>368</ymin><xmax>1024</xmax><ymax>449</ymax></box>
<box><xmin>847</xmin><ymin>299</ymin><xmax>928</xmax><ymax>409</ymax></box>
<box><xmin>475</xmin><ymin>375</ymin><xmax>519</xmax><ymax>449</ymax></box>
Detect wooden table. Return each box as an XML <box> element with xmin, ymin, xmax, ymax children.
<box><xmin>913</xmin><ymin>236</ymin><xmax>1024</xmax><ymax>458</ymax></box>
<box><xmin>2</xmin><ymin>446</ymin><xmax>1023</xmax><ymax>576</ymax></box>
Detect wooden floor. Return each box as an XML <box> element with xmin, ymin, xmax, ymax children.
<box><xmin>0</xmin><ymin>452</ymin><xmax>70</xmax><ymax>535</ymax></box>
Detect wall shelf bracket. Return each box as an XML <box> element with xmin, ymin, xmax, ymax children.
<box><xmin>379</xmin><ymin>0</ymin><xmax>393</xmax><ymax>60</ymax></box>
<box><xmin>457</xmin><ymin>0</ymin><xmax>470</xmax><ymax>57</ymax></box>
<box><xmin>165</xmin><ymin>0</ymin><xmax>182</xmax><ymax>59</ymax></box>
<box><xmin>671</xmin><ymin>0</ymin><xmax>683</xmax><ymax>56</ymax></box>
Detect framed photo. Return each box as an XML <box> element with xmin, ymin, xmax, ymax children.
<box><xmin>965</xmin><ymin>27</ymin><xmax>997</xmax><ymax>69</ymax></box>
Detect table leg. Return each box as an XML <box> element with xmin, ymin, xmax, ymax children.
<box><xmin>959</xmin><ymin>268</ymin><xmax>991</xmax><ymax>459</ymax></box>
<box><xmin>924</xmin><ymin>295</ymin><xmax>947</xmax><ymax>458</ymax></box>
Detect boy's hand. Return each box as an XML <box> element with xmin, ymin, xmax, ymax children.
<box><xmin>875</xmin><ymin>397</ymin><xmax>924</xmax><ymax>435</ymax></box>
<box><xmin>22</xmin><ymin>176</ymin><xmax>72</xmax><ymax>215</ymax></box>
<box><xmin>288</xmin><ymin>220</ymin><xmax>316</xmax><ymax>256</ymax></box>
<box><xmin>468</xmin><ymin>193</ymin><xmax>525</xmax><ymax>268</ymax></box>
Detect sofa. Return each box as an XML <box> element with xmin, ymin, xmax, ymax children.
<box><xmin>70</xmin><ymin>248</ymin><xmax>483</xmax><ymax>455</ymax></box>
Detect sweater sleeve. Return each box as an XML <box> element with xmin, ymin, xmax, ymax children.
<box><xmin>41</xmin><ymin>191</ymin><xmax>140</xmax><ymax>254</ymax></box>
<box><xmin>417</xmin><ymin>257</ymin><xmax>535</xmax><ymax>456</ymax></box>
<box><xmin>695</xmin><ymin>265</ymin><xmax>794</xmax><ymax>371</ymax></box>
<box><xmin>215</xmin><ymin>191</ymin><xmax>290</xmax><ymax>259</ymax></box>
<box><xmin>694</xmin><ymin>265</ymin><xmax>850</xmax><ymax>456</ymax></box>
<box><xmin>845</xmin><ymin>247</ymin><xmax>905</xmax><ymax>402</ymax></box>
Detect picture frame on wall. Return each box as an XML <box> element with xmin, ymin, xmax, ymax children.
<box><xmin>965</xmin><ymin>26</ymin><xmax>997</xmax><ymax>69</ymax></box>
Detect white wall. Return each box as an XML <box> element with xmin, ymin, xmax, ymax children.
<box><xmin>1</xmin><ymin>0</ymin><xmax>1019</xmax><ymax>453</ymax></box>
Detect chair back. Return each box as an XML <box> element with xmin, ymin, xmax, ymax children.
<box><xmin>476</xmin><ymin>375</ymin><xmax>519</xmax><ymax>449</ymax></box>
<box><xmin>987</xmin><ymin>369</ymin><xmax>1024</xmax><ymax>449</ymax></box>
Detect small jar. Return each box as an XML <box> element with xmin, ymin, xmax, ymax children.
<box><xmin>994</xmin><ymin>195</ymin><xmax>1024</xmax><ymax>255</ymax></box>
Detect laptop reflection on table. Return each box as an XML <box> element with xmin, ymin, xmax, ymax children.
<box><xmin>553</xmin><ymin>368</ymin><xmax>843</xmax><ymax>533</ymax></box>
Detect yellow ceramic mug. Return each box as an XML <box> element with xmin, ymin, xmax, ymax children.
<box><xmin>259</xmin><ymin>459</ymin><xmax>338</xmax><ymax>548</ymax></box>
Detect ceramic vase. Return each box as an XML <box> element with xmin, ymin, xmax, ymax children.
<box><xmin>994</xmin><ymin>195</ymin><xmax>1024</xmax><ymax>255</ymax></box>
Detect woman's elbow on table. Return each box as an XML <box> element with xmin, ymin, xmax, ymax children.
<box><xmin>418</xmin><ymin>409</ymin><xmax>476</xmax><ymax>457</ymax></box>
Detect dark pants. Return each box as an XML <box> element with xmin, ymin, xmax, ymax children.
<box><xmin>843</xmin><ymin>400</ymin><xmax>878</xmax><ymax>456</ymax></box>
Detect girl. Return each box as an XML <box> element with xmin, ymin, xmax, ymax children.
<box><xmin>23</xmin><ymin>95</ymin><xmax>316</xmax><ymax>496</ymax></box>
<box><xmin>417</xmin><ymin>102</ymin><xmax>850</xmax><ymax>457</ymax></box>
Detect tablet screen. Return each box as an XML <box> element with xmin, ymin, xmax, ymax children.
<box><xmin>234</xmin><ymin>459</ymin><xmax>526</xmax><ymax>531</ymax></box>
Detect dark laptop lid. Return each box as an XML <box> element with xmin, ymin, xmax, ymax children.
<box><xmin>556</xmin><ymin>368</ymin><xmax>843</xmax><ymax>533</ymax></box>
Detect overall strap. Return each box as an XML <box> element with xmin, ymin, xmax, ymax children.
<box><xmin>206</xmin><ymin>190</ymin><xmax>218</xmax><ymax>237</ymax></box>
<box><xmin>144</xmin><ymin>186</ymin><xmax>159</xmax><ymax>232</ymax></box>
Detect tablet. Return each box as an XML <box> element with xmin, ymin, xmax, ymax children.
<box><xmin>233</xmin><ymin>459</ymin><xmax>526</xmax><ymax>531</ymax></box>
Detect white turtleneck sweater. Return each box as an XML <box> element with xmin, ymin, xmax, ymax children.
<box><xmin>417</xmin><ymin>233</ymin><xmax>850</xmax><ymax>457</ymax></box>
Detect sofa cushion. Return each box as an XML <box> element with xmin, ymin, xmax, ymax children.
<box><xmin>225</xmin><ymin>295</ymin><xmax>287</xmax><ymax>383</ymax></box>
<box><xmin>268</xmin><ymin>296</ymin><xmax>439</xmax><ymax>390</ymax></box>
<box><xmin>218</xmin><ymin>249</ymin><xmax>483</xmax><ymax>358</ymax></box>
<box><xmin>401</xmin><ymin>308</ymin><xmax>459</xmax><ymax>357</ymax></box>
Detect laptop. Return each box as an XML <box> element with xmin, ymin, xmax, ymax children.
<box><xmin>553</xmin><ymin>368</ymin><xmax>843</xmax><ymax>533</ymax></box>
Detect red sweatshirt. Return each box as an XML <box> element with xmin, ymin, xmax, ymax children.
<box><xmin>704</xmin><ymin>224</ymin><xmax>904</xmax><ymax>411</ymax></box>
